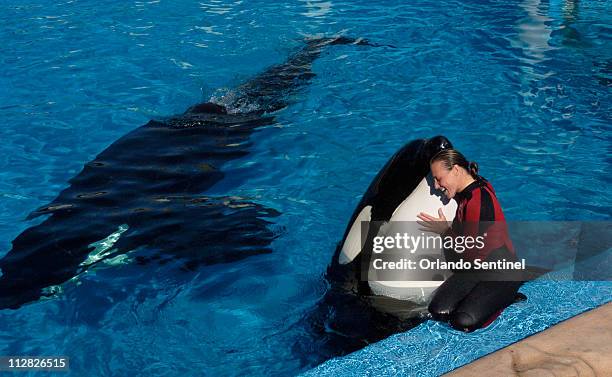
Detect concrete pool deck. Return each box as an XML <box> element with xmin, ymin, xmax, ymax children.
<box><xmin>445</xmin><ymin>302</ymin><xmax>612</xmax><ymax>377</ymax></box>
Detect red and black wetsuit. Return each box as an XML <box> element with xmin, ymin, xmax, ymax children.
<box><xmin>429</xmin><ymin>176</ymin><xmax>522</xmax><ymax>332</ymax></box>
<box><xmin>446</xmin><ymin>177</ymin><xmax>515</xmax><ymax>263</ymax></box>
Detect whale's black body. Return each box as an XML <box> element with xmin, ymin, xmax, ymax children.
<box><xmin>0</xmin><ymin>37</ymin><xmax>367</xmax><ymax>309</ymax></box>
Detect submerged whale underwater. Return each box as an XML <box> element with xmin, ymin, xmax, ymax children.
<box><xmin>0</xmin><ymin>36</ymin><xmax>370</xmax><ymax>309</ymax></box>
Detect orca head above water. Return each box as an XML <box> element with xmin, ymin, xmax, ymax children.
<box><xmin>422</xmin><ymin>135</ymin><xmax>452</xmax><ymax>162</ymax></box>
<box><xmin>336</xmin><ymin>135</ymin><xmax>454</xmax><ymax>248</ymax></box>
<box><xmin>331</xmin><ymin>135</ymin><xmax>456</xmax><ymax>300</ymax></box>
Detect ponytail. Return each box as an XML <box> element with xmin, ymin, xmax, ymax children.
<box><xmin>467</xmin><ymin>161</ymin><xmax>479</xmax><ymax>179</ymax></box>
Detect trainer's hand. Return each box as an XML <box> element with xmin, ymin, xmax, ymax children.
<box><xmin>417</xmin><ymin>208</ymin><xmax>450</xmax><ymax>235</ymax></box>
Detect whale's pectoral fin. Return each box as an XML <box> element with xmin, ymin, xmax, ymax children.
<box><xmin>1</xmin><ymin>194</ymin><xmax>282</xmax><ymax>309</ymax></box>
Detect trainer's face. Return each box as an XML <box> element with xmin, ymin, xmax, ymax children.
<box><xmin>431</xmin><ymin>161</ymin><xmax>458</xmax><ymax>199</ymax></box>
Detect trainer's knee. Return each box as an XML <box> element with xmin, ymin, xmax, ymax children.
<box><xmin>450</xmin><ymin>311</ymin><xmax>479</xmax><ymax>332</ymax></box>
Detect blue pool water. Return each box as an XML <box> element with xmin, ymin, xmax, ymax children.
<box><xmin>1</xmin><ymin>0</ymin><xmax>610</xmax><ymax>376</ymax></box>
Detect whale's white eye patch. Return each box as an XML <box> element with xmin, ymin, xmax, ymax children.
<box><xmin>339</xmin><ymin>205</ymin><xmax>372</xmax><ymax>265</ymax></box>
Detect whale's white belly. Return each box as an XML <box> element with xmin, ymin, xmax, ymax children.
<box><xmin>369</xmin><ymin>175</ymin><xmax>457</xmax><ymax>302</ymax></box>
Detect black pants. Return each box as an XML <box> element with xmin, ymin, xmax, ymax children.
<box><xmin>428</xmin><ymin>248</ymin><xmax>523</xmax><ymax>332</ymax></box>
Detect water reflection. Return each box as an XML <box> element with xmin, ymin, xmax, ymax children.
<box><xmin>300</xmin><ymin>0</ymin><xmax>333</xmax><ymax>19</ymax></box>
<box><xmin>512</xmin><ymin>0</ymin><xmax>584</xmax><ymax>109</ymax></box>
<box><xmin>549</xmin><ymin>0</ymin><xmax>582</xmax><ymax>47</ymax></box>
<box><xmin>513</xmin><ymin>0</ymin><xmax>556</xmax><ymax>66</ymax></box>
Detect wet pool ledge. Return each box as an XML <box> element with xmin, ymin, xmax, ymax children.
<box><xmin>445</xmin><ymin>302</ymin><xmax>612</xmax><ymax>376</ymax></box>
<box><xmin>301</xmin><ymin>281</ymin><xmax>612</xmax><ymax>377</ymax></box>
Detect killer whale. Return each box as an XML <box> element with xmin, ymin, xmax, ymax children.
<box><xmin>0</xmin><ymin>36</ymin><xmax>369</xmax><ymax>309</ymax></box>
<box><xmin>328</xmin><ymin>135</ymin><xmax>454</xmax><ymax>298</ymax></box>
<box><xmin>291</xmin><ymin>136</ymin><xmax>456</xmax><ymax>365</ymax></box>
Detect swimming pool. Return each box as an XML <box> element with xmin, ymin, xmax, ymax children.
<box><xmin>1</xmin><ymin>0</ymin><xmax>610</xmax><ymax>376</ymax></box>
